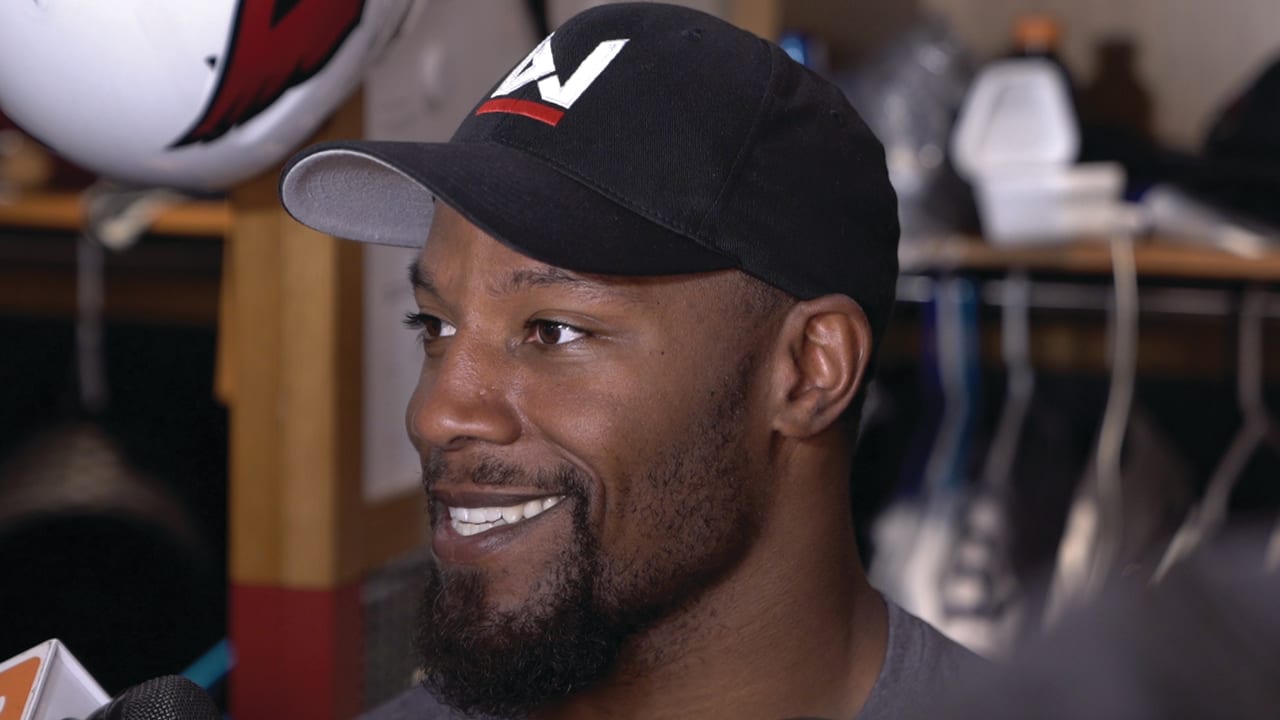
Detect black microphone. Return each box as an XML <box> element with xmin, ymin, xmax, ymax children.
<box><xmin>80</xmin><ymin>676</ymin><xmax>219</xmax><ymax>720</ymax></box>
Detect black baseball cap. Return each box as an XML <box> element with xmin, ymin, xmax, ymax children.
<box><xmin>280</xmin><ymin>2</ymin><xmax>899</xmax><ymax>343</ymax></box>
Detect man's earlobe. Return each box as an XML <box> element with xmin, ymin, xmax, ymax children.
<box><xmin>770</xmin><ymin>295</ymin><xmax>872</xmax><ymax>438</ymax></box>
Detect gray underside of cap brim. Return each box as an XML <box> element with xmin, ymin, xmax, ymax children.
<box><xmin>280</xmin><ymin>149</ymin><xmax>433</xmax><ymax>248</ymax></box>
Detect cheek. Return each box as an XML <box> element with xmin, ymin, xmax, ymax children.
<box><xmin>518</xmin><ymin>363</ymin><xmax>661</xmax><ymax>484</ymax></box>
<box><xmin>518</xmin><ymin>351</ymin><xmax>734</xmax><ymax>543</ymax></box>
<box><xmin>520</xmin><ymin>341</ymin><xmax>692</xmax><ymax>440</ymax></box>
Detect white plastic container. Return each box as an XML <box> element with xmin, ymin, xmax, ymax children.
<box><xmin>951</xmin><ymin>59</ymin><xmax>1126</xmax><ymax>245</ymax></box>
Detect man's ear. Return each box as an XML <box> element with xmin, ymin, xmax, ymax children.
<box><xmin>767</xmin><ymin>294</ymin><xmax>872</xmax><ymax>438</ymax></box>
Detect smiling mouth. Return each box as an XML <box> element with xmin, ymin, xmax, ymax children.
<box><xmin>445</xmin><ymin>495</ymin><xmax>566</xmax><ymax>537</ymax></box>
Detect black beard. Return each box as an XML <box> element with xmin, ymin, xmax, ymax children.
<box><xmin>413</xmin><ymin>359</ymin><xmax>760</xmax><ymax>718</ymax></box>
<box><xmin>415</xmin><ymin>482</ymin><xmax>647</xmax><ymax>719</ymax></box>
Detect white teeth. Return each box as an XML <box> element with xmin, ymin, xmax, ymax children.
<box><xmin>453</xmin><ymin>519</ymin><xmax>497</xmax><ymax>537</ymax></box>
<box><xmin>446</xmin><ymin>495</ymin><xmax>566</xmax><ymax>537</ymax></box>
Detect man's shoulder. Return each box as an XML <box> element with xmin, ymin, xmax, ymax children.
<box><xmin>362</xmin><ymin>685</ymin><xmax>471</xmax><ymax>720</ymax></box>
<box><xmin>856</xmin><ymin>601</ymin><xmax>985</xmax><ymax>720</ymax></box>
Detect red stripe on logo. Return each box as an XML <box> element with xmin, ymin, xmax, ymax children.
<box><xmin>475</xmin><ymin>98</ymin><xmax>565</xmax><ymax>126</ymax></box>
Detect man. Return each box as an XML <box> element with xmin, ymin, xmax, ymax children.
<box><xmin>280</xmin><ymin>3</ymin><xmax>976</xmax><ymax>718</ymax></box>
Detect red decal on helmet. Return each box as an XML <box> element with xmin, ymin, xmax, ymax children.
<box><xmin>170</xmin><ymin>0</ymin><xmax>365</xmax><ymax>148</ymax></box>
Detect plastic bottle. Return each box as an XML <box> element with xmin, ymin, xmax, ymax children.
<box><xmin>1009</xmin><ymin>14</ymin><xmax>1076</xmax><ymax>100</ymax></box>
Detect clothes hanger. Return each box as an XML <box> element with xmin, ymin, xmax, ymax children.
<box><xmin>938</xmin><ymin>271</ymin><xmax>1033</xmax><ymax>655</ymax></box>
<box><xmin>1044</xmin><ymin>227</ymin><xmax>1139</xmax><ymax>626</ymax></box>
<box><xmin>922</xmin><ymin>276</ymin><xmax>979</xmax><ymax>500</ymax></box>
<box><xmin>882</xmin><ymin>276</ymin><xmax>982</xmax><ymax>628</ymax></box>
<box><xmin>1155</xmin><ymin>285</ymin><xmax>1280</xmax><ymax>581</ymax></box>
<box><xmin>867</xmin><ymin>278</ymin><xmax>943</xmax><ymax>606</ymax></box>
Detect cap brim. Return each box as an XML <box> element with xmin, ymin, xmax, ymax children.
<box><xmin>279</xmin><ymin>140</ymin><xmax>737</xmax><ymax>277</ymax></box>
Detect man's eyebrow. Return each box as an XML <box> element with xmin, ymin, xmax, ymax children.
<box><xmin>408</xmin><ymin>262</ymin><xmax>642</xmax><ymax>303</ymax></box>
<box><xmin>409</xmin><ymin>262</ymin><xmax>439</xmax><ymax>297</ymax></box>
<box><xmin>493</xmin><ymin>267</ymin><xmax>641</xmax><ymax>302</ymax></box>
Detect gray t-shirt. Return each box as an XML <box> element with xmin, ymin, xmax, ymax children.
<box><xmin>363</xmin><ymin>601</ymin><xmax>978</xmax><ymax>720</ymax></box>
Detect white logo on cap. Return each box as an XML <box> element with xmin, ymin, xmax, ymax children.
<box><xmin>476</xmin><ymin>33</ymin><xmax>628</xmax><ymax>126</ymax></box>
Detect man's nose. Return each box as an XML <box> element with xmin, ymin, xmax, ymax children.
<box><xmin>407</xmin><ymin>338</ymin><xmax>521</xmax><ymax>452</ymax></box>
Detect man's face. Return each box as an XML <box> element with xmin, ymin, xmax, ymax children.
<box><xmin>406</xmin><ymin>205</ymin><xmax>778</xmax><ymax>716</ymax></box>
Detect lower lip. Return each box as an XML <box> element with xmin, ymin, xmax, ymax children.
<box><xmin>431</xmin><ymin>500</ymin><xmax>569</xmax><ymax>566</ymax></box>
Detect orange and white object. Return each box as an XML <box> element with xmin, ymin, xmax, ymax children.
<box><xmin>0</xmin><ymin>640</ymin><xmax>108</xmax><ymax>720</ymax></box>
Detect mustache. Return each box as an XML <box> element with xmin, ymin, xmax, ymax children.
<box><xmin>422</xmin><ymin>452</ymin><xmax>590</xmax><ymax>496</ymax></box>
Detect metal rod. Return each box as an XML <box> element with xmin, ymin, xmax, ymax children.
<box><xmin>897</xmin><ymin>275</ymin><xmax>1280</xmax><ymax>318</ymax></box>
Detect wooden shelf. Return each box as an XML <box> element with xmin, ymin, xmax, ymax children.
<box><xmin>0</xmin><ymin>264</ymin><xmax>221</xmax><ymax>326</ymax></box>
<box><xmin>890</xmin><ymin>235</ymin><xmax>1280</xmax><ymax>382</ymax></box>
<box><xmin>901</xmin><ymin>235</ymin><xmax>1280</xmax><ymax>282</ymax></box>
<box><xmin>0</xmin><ymin>191</ymin><xmax>230</xmax><ymax>238</ymax></box>
<box><xmin>0</xmin><ymin>192</ymin><xmax>229</xmax><ymax>325</ymax></box>
<box><xmin>6</xmin><ymin>195</ymin><xmax>1280</xmax><ymax>282</ymax></box>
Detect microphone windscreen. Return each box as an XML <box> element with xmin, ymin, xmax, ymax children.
<box><xmin>85</xmin><ymin>675</ymin><xmax>219</xmax><ymax>720</ymax></box>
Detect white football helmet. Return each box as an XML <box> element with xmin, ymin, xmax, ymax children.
<box><xmin>0</xmin><ymin>0</ymin><xmax>413</xmax><ymax>191</ymax></box>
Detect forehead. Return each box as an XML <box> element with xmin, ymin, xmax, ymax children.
<box><xmin>413</xmin><ymin>204</ymin><xmax>739</xmax><ymax>309</ymax></box>
<box><xmin>421</xmin><ymin>204</ymin><xmax>569</xmax><ymax>277</ymax></box>
<box><xmin>413</xmin><ymin>205</ymin><xmax>637</xmax><ymax>302</ymax></box>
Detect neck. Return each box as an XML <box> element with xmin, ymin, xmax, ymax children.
<box><xmin>534</xmin><ymin>433</ymin><xmax>888</xmax><ymax>720</ymax></box>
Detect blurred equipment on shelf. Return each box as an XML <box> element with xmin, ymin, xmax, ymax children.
<box><xmin>1010</xmin><ymin>14</ymin><xmax>1059</xmax><ymax>56</ymax></box>
<box><xmin>1091</xmin><ymin>50</ymin><xmax>1280</xmax><ymax>246</ymax></box>
<box><xmin>839</xmin><ymin>15</ymin><xmax>977</xmax><ymax>240</ymax></box>
<box><xmin>1175</xmin><ymin>53</ymin><xmax>1280</xmax><ymax>230</ymax></box>
<box><xmin>1142</xmin><ymin>184</ymin><xmax>1277</xmax><ymax>259</ymax></box>
<box><xmin>951</xmin><ymin>58</ymin><xmax>1129</xmax><ymax>245</ymax></box>
<box><xmin>1078</xmin><ymin>37</ymin><xmax>1153</xmax><ymax>145</ymax></box>
<box><xmin>1008</xmin><ymin>14</ymin><xmax>1074</xmax><ymax>97</ymax></box>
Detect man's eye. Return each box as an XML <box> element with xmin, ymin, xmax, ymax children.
<box><xmin>404</xmin><ymin>312</ymin><xmax>457</xmax><ymax>341</ymax></box>
<box><xmin>527</xmin><ymin>320</ymin><xmax>587</xmax><ymax>346</ymax></box>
